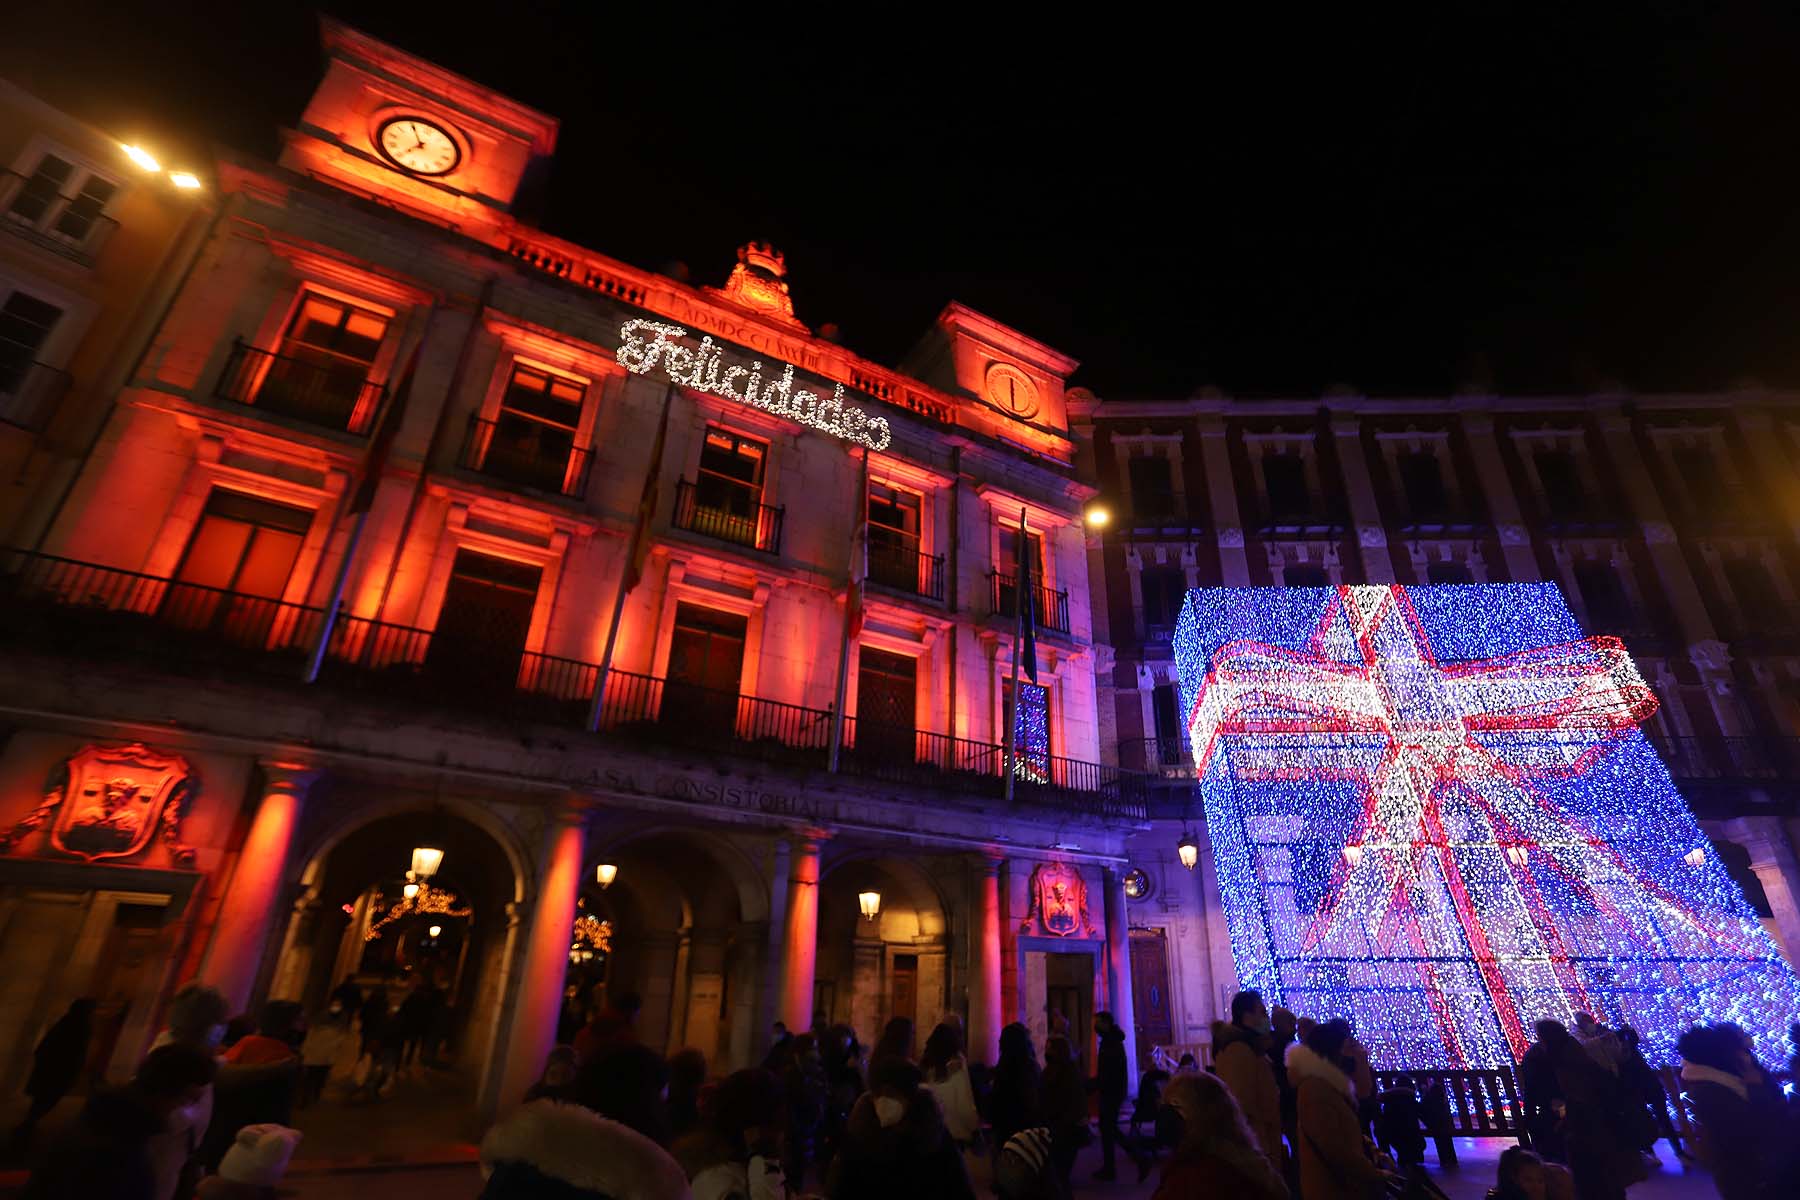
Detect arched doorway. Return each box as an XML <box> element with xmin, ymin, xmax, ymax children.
<box><xmin>815</xmin><ymin>856</ymin><xmax>950</xmax><ymax>1053</ymax></box>
<box><xmin>266</xmin><ymin>805</ymin><xmax>523</xmax><ymax>1145</ymax></box>
<box><xmin>588</xmin><ymin>830</ymin><xmax>768</xmax><ymax>1071</ymax></box>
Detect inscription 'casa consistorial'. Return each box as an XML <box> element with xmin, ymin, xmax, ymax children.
<box><xmin>617</xmin><ymin>319</ymin><xmax>892</xmax><ymax>451</ymax></box>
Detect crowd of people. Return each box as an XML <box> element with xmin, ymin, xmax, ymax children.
<box><xmin>11</xmin><ymin>973</ymin><xmax>450</xmax><ymax>1198</ymax></box>
<box><xmin>13</xmin><ymin>973</ymin><xmax>1800</xmax><ymax>1200</ymax></box>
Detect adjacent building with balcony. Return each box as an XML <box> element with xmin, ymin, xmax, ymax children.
<box><xmin>1074</xmin><ymin>387</ymin><xmax>1800</xmax><ymax>1061</ymax></box>
<box><xmin>0</xmin><ymin>23</ymin><xmax>1151</xmax><ymax>1116</ymax></box>
<box><xmin>0</xmin><ymin>79</ymin><xmax>209</xmax><ymax>548</ymax></box>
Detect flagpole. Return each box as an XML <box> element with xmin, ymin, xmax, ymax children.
<box><xmin>1004</xmin><ymin>506</ymin><xmax>1025</xmax><ymax>804</ymax></box>
<box><xmin>304</xmin><ymin>503</ymin><xmax>368</xmax><ymax>683</ymax></box>
<box><xmin>828</xmin><ymin>447</ymin><xmax>869</xmax><ymax>772</ymax></box>
<box><xmin>587</xmin><ymin>382</ymin><xmax>676</xmax><ymax>733</ymax></box>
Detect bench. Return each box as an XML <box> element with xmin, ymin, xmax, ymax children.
<box><xmin>1373</xmin><ymin>1068</ymin><xmax>1529</xmax><ymax>1166</ymax></box>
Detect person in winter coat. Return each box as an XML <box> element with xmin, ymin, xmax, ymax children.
<box><xmin>869</xmin><ymin>1016</ymin><xmax>914</xmax><ymax>1068</ymax></box>
<box><xmin>1531</xmin><ymin>1020</ymin><xmax>1637</xmax><ymax>1200</ymax></box>
<box><xmin>480</xmin><ymin>1098</ymin><xmax>692</xmax><ymax>1200</ymax></box>
<box><xmin>827</xmin><ymin>1056</ymin><xmax>975</xmax><ymax>1200</ymax></box>
<box><xmin>988</xmin><ymin>1022</ymin><xmax>1044</xmax><ymax>1156</ymax></box>
<box><xmin>1287</xmin><ymin>1019</ymin><xmax>1390</xmax><ymax>1200</ymax></box>
<box><xmin>196</xmin><ymin>1123</ymin><xmax>302</xmax><ymax>1200</ymax></box>
<box><xmin>1676</xmin><ymin>1024</ymin><xmax>1784</xmax><ymax>1200</ymax></box>
<box><xmin>1092</xmin><ymin>1011</ymin><xmax>1149</xmax><ymax>1182</ymax></box>
<box><xmin>299</xmin><ymin>1002</ymin><xmax>351</xmax><ymax>1107</ymax></box>
<box><xmin>145</xmin><ymin>981</ymin><xmax>231</xmax><ymax>1200</ymax></box>
<box><xmin>205</xmin><ymin>1001</ymin><xmax>303</xmax><ymax>1171</ymax></box>
<box><xmin>779</xmin><ymin>1033</ymin><xmax>828</xmax><ymax>1189</ymax></box>
<box><xmin>1040</xmin><ymin>1036</ymin><xmax>1090</xmax><ymax>1185</ymax></box>
<box><xmin>920</xmin><ymin>1022</ymin><xmax>982</xmax><ymax>1151</ymax></box>
<box><xmin>666</xmin><ymin>1048</ymin><xmax>707</xmax><ymax>1141</ymax></box>
<box><xmin>1484</xmin><ymin>1145</ymin><xmax>1577</xmax><ymax>1200</ymax></box>
<box><xmin>1212</xmin><ymin>989</ymin><xmax>1286</xmax><ymax>1172</ymax></box>
<box><xmin>674</xmin><ymin>1068</ymin><xmax>788</xmax><ymax>1200</ymax></box>
<box><xmin>12</xmin><ymin>997</ymin><xmax>97</xmax><ymax>1143</ymax></box>
<box><xmin>995</xmin><ymin>1127</ymin><xmax>1071</xmax><ymax>1200</ymax></box>
<box><xmin>1151</xmin><ymin>1070</ymin><xmax>1289</xmax><ymax>1200</ymax></box>
<box><xmin>24</xmin><ymin>1043</ymin><xmax>217</xmax><ymax>1200</ymax></box>
<box><xmin>574</xmin><ymin>1037</ymin><xmax>670</xmax><ymax>1147</ymax></box>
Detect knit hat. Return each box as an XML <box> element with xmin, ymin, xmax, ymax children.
<box><xmin>1003</xmin><ymin>1126</ymin><xmax>1053</xmax><ymax>1172</ymax></box>
<box><xmin>218</xmin><ymin>1124</ymin><xmax>302</xmax><ymax>1186</ymax></box>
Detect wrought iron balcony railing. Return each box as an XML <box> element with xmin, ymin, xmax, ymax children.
<box><xmin>1119</xmin><ymin>736</ymin><xmax>1195</xmax><ymax>773</ymax></box>
<box><xmin>673</xmin><ymin>478</ymin><xmax>783</xmax><ymax>555</ymax></box>
<box><xmin>215</xmin><ymin>339</ymin><xmax>385</xmax><ymax>435</ymax></box>
<box><xmin>0</xmin><ymin>360</ymin><xmax>72</xmax><ymax>432</ymax></box>
<box><xmin>458</xmin><ymin>414</ymin><xmax>593</xmax><ymax>499</ymax></box>
<box><xmin>0</xmin><ymin>170</ymin><xmax>119</xmax><ymax>266</ymax></box>
<box><xmin>989</xmin><ymin>570</ymin><xmax>1071</xmax><ymax>635</ymax></box>
<box><xmin>867</xmin><ymin>539</ymin><xmax>946</xmax><ymax>603</ymax></box>
<box><xmin>0</xmin><ymin>548</ymin><xmax>1147</xmax><ymax>822</ymax></box>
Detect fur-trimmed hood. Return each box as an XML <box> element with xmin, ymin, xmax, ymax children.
<box><xmin>1212</xmin><ymin>1019</ymin><xmax>1268</xmax><ymax>1057</ymax></box>
<box><xmin>481</xmin><ymin>1100</ymin><xmax>691</xmax><ymax>1200</ymax></box>
<box><xmin>1285</xmin><ymin>1042</ymin><xmax>1355</xmax><ymax>1101</ymax></box>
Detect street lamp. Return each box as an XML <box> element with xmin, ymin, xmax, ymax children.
<box><xmin>1084</xmin><ymin>503</ymin><xmax>1111</xmax><ymax>529</ymax></box>
<box><xmin>120</xmin><ymin>144</ymin><xmax>160</xmax><ymax>172</ymax></box>
<box><xmin>1684</xmin><ymin>846</ymin><xmax>1707</xmax><ymax>868</ymax></box>
<box><xmin>428</xmin><ymin>924</ymin><xmax>442</xmax><ymax>939</ymax></box>
<box><xmin>596</xmin><ymin>863</ymin><xmax>618</xmax><ymax>889</ymax></box>
<box><xmin>411</xmin><ymin>846</ymin><xmax>444</xmax><ymax>879</ymax></box>
<box><xmin>858</xmin><ymin>890</ymin><xmax>882</xmax><ymax>921</ymax></box>
<box><xmin>1177</xmin><ymin>829</ymin><xmax>1199</xmax><ymax>871</ymax></box>
<box><xmin>402</xmin><ymin>881</ymin><xmax>420</xmax><ymax>902</ymax></box>
<box><xmin>168</xmin><ymin>171</ymin><xmax>202</xmax><ymax>190</ymax></box>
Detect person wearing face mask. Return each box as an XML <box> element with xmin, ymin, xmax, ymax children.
<box><xmin>1212</xmin><ymin>989</ymin><xmax>1286</xmax><ymax>1174</ymax></box>
<box><xmin>827</xmin><ymin>1055</ymin><xmax>975</xmax><ymax>1200</ymax></box>
<box><xmin>1151</xmin><ymin>1070</ymin><xmax>1289</xmax><ymax>1200</ymax></box>
<box><xmin>1287</xmin><ymin>1019</ymin><xmax>1392</xmax><ymax>1200</ymax></box>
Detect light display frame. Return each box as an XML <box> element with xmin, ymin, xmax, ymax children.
<box><xmin>1173</xmin><ymin>582</ymin><xmax>1800</xmax><ymax>1068</ymax></box>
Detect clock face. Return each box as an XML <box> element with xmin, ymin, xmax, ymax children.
<box><xmin>376</xmin><ymin>118</ymin><xmax>461</xmax><ymax>176</ymax></box>
<box><xmin>985</xmin><ymin>362</ymin><xmax>1040</xmax><ymax>420</ymax></box>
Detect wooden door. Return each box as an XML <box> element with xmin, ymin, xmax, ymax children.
<box><xmin>665</xmin><ymin>604</ymin><xmax>748</xmax><ymax>740</ymax></box>
<box><xmin>890</xmin><ymin>954</ymin><xmax>917</xmax><ymax>1034</ymax></box>
<box><xmin>1129</xmin><ymin>928</ymin><xmax>1174</xmax><ymax>1064</ymax></box>
<box><xmin>428</xmin><ymin>550</ymin><xmax>540</xmax><ymax>692</ymax></box>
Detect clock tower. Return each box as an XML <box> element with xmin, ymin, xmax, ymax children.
<box><xmin>278</xmin><ymin>18</ymin><xmax>558</xmax><ymax>233</ymax></box>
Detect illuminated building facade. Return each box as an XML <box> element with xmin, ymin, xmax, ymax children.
<box><xmin>1076</xmin><ymin>386</ymin><xmax>1800</xmax><ymax>1065</ymax></box>
<box><xmin>0</xmin><ymin>23</ymin><xmax>1146</xmax><ymax>1116</ymax></box>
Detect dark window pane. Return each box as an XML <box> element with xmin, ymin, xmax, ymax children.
<box><xmin>1151</xmin><ymin>683</ymin><xmax>1181</xmax><ymax>742</ymax></box>
<box><xmin>1141</xmin><ymin>567</ymin><xmax>1186</xmax><ymax>628</ymax></box>
<box><xmin>1264</xmin><ymin>453</ymin><xmax>1309</xmax><ymax>519</ymax></box>
<box><xmin>1533</xmin><ymin>450</ymin><xmax>1586</xmax><ymax>514</ymax></box>
<box><xmin>1573</xmin><ymin>561</ymin><xmax>1630</xmax><ymax>630</ymax></box>
<box><xmin>1426</xmin><ymin>560</ymin><xmax>1473</xmax><ymax>585</ymax></box>
<box><xmin>1398</xmin><ymin>451</ymin><xmax>1448</xmax><ymax>516</ymax></box>
<box><xmin>52</xmin><ymin>174</ymin><xmax>116</xmax><ymax>241</ymax></box>
<box><xmin>0</xmin><ymin>292</ymin><xmax>64</xmax><ymax>392</ymax></box>
<box><xmin>696</xmin><ymin>427</ymin><xmax>766</xmax><ymax>516</ymax></box>
<box><xmin>1128</xmin><ymin>456</ymin><xmax>1174</xmax><ymax>517</ymax></box>
<box><xmin>1673</xmin><ymin>446</ymin><xmax>1729</xmax><ymax>517</ymax></box>
<box><xmin>7</xmin><ymin>155</ymin><xmax>72</xmax><ymax>224</ymax></box>
<box><xmin>1284</xmin><ymin>564</ymin><xmax>1330</xmax><ymax>587</ymax></box>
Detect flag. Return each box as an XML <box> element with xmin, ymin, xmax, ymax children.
<box><xmin>621</xmin><ymin>383</ymin><xmax>676</xmax><ymax>595</ymax></box>
<box><xmin>347</xmin><ymin>338</ymin><xmax>423</xmax><ymax>516</ymax></box>
<box><xmin>1014</xmin><ymin>507</ymin><xmax>1038</xmax><ymax>684</ymax></box>
<box><xmin>846</xmin><ymin>451</ymin><xmax>870</xmax><ymax>640</ymax></box>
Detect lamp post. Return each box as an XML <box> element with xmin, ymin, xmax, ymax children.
<box><xmin>1176</xmin><ymin>830</ymin><xmax>1199</xmax><ymax>871</ymax></box>
<box><xmin>858</xmin><ymin>890</ymin><xmax>881</xmax><ymax>921</ymax></box>
<box><xmin>411</xmin><ymin>846</ymin><xmax>444</xmax><ymax>879</ymax></box>
<box><xmin>596</xmin><ymin>863</ymin><xmax>618</xmax><ymax>889</ymax></box>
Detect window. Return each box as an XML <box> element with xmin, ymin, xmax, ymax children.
<box><xmin>255</xmin><ymin>293</ymin><xmax>390</xmax><ymax>428</ymax></box>
<box><xmin>166</xmin><ymin>490</ymin><xmax>313</xmax><ymax>639</ymax></box>
<box><xmin>1127</xmin><ymin>456</ymin><xmax>1175</xmax><ymax>518</ymax></box>
<box><xmin>0</xmin><ymin>291</ymin><xmax>63</xmax><ymax>393</ymax></box>
<box><xmin>1426</xmin><ymin>560</ymin><xmax>1473</xmax><ymax>585</ymax></box>
<box><xmin>427</xmin><ymin>550</ymin><xmax>542</xmax><ymax>690</ymax></box>
<box><xmin>1722</xmin><ymin>557</ymin><xmax>1786</xmax><ymax>633</ymax></box>
<box><xmin>1284</xmin><ymin>563</ymin><xmax>1330</xmax><ymax>587</ymax></box>
<box><xmin>4</xmin><ymin>152</ymin><xmax>118</xmax><ymax>250</ymax></box>
<box><xmin>665</xmin><ymin>604</ymin><xmax>749</xmax><ymax>738</ymax></box>
<box><xmin>676</xmin><ymin>427</ymin><xmax>779</xmax><ymax>551</ymax></box>
<box><xmin>1263</xmin><ymin>453</ymin><xmax>1310</xmax><ymax>520</ymax></box>
<box><xmin>479</xmin><ymin>364</ymin><xmax>585</xmax><ymax>493</ymax></box>
<box><xmin>1001</xmin><ymin>677</ymin><xmax>1052</xmax><ymax>781</ymax></box>
<box><xmin>1140</xmin><ymin>566</ymin><xmax>1187</xmax><ymax>632</ymax></box>
<box><xmin>868</xmin><ymin>481</ymin><xmax>925</xmax><ymax>592</ymax></box>
<box><xmin>996</xmin><ymin>521</ymin><xmax>1066</xmax><ymax>631</ymax></box>
<box><xmin>857</xmin><ymin>648</ymin><xmax>918</xmax><ymax>762</ymax></box>
<box><xmin>1533</xmin><ymin>449</ymin><xmax>1587</xmax><ymax>515</ymax></box>
<box><xmin>1672</xmin><ymin>445</ymin><xmax>1729</xmax><ymax>518</ymax></box>
<box><xmin>1398</xmin><ymin>451</ymin><xmax>1449</xmax><ymax>517</ymax></box>
<box><xmin>1151</xmin><ymin>682</ymin><xmax>1184</xmax><ymax>763</ymax></box>
<box><xmin>1573</xmin><ymin>561</ymin><xmax>1631</xmax><ymax>631</ymax></box>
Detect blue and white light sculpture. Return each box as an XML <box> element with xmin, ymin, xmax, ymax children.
<box><xmin>1173</xmin><ymin>582</ymin><xmax>1800</xmax><ymax>1068</ymax></box>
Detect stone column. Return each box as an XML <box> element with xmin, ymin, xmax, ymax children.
<box><xmin>1460</xmin><ymin>411</ymin><xmax>1539</xmax><ymax>581</ymax></box>
<box><xmin>779</xmin><ymin>833</ymin><xmax>826</xmax><ymax>1031</ymax></box>
<box><xmin>496</xmin><ymin>796</ymin><xmax>588</xmax><ymax>1108</ymax></box>
<box><xmin>968</xmin><ymin>855</ymin><xmax>1005</xmax><ymax>1067</ymax></box>
<box><xmin>1725</xmin><ymin>816</ymin><xmax>1800</xmax><ymax>966</ymax></box>
<box><xmin>1102</xmin><ymin>865</ymin><xmax>1139</xmax><ymax>1085</ymax></box>
<box><xmin>1198</xmin><ymin>415</ymin><xmax>1251</xmax><ymax>586</ymax></box>
<box><xmin>758</xmin><ymin>838</ymin><xmax>792</xmax><ymax>1047</ymax></box>
<box><xmin>1330</xmin><ymin>415</ymin><xmax>1395</xmax><ymax>583</ymax></box>
<box><xmin>202</xmin><ymin>761</ymin><xmax>315</xmax><ymax>1013</ymax></box>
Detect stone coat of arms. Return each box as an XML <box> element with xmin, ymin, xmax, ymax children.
<box><xmin>0</xmin><ymin>743</ymin><xmax>196</xmax><ymax>866</ymax></box>
<box><xmin>1029</xmin><ymin>862</ymin><xmax>1091</xmax><ymax>938</ymax></box>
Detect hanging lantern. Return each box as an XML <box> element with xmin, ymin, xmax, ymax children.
<box><xmin>402</xmin><ymin>882</ymin><xmax>420</xmax><ymax>901</ymax></box>
<box><xmin>1684</xmin><ymin>846</ymin><xmax>1707</xmax><ymax>868</ymax></box>
<box><xmin>596</xmin><ymin>863</ymin><xmax>618</xmax><ymax>889</ymax></box>
<box><xmin>428</xmin><ymin>924</ymin><xmax>443</xmax><ymax>939</ymax></box>
<box><xmin>411</xmin><ymin>846</ymin><xmax>444</xmax><ymax>879</ymax></box>
<box><xmin>1505</xmin><ymin>845</ymin><xmax>1530</xmax><ymax>868</ymax></box>
<box><xmin>858</xmin><ymin>890</ymin><xmax>882</xmax><ymax>920</ymax></box>
<box><xmin>1177</xmin><ymin>830</ymin><xmax>1200</xmax><ymax>871</ymax></box>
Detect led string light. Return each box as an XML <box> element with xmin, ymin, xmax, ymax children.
<box><xmin>616</xmin><ymin>319</ymin><xmax>892</xmax><ymax>451</ymax></box>
<box><xmin>1173</xmin><ymin>582</ymin><xmax>1800</xmax><ymax>1069</ymax></box>
<box><xmin>1013</xmin><ymin>682</ymin><xmax>1051</xmax><ymax>784</ymax></box>
<box><xmin>363</xmin><ymin>882</ymin><xmax>473</xmax><ymax>942</ymax></box>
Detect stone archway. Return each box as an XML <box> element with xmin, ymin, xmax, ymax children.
<box><xmin>815</xmin><ymin>854</ymin><xmax>951</xmax><ymax>1053</ymax></box>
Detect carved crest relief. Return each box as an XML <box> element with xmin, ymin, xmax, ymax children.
<box><xmin>0</xmin><ymin>743</ymin><xmax>196</xmax><ymax>866</ymax></box>
<box><xmin>1027</xmin><ymin>861</ymin><xmax>1092</xmax><ymax>938</ymax></box>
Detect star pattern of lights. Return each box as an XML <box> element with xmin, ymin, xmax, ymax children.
<box><xmin>1173</xmin><ymin>582</ymin><xmax>1800</xmax><ymax>1068</ymax></box>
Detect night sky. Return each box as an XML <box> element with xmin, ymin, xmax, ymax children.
<box><xmin>8</xmin><ymin>2</ymin><xmax>1799</xmax><ymax>399</ymax></box>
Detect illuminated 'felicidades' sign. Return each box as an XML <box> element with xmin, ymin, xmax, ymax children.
<box><xmin>617</xmin><ymin>319</ymin><xmax>891</xmax><ymax>451</ymax></box>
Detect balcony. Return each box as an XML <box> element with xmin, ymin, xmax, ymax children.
<box><xmin>989</xmin><ymin>570</ymin><xmax>1071</xmax><ymax>635</ymax></box>
<box><xmin>215</xmin><ymin>339</ymin><xmax>384</xmax><ymax>435</ymax></box>
<box><xmin>673</xmin><ymin>478</ymin><xmax>783</xmax><ymax>555</ymax></box>
<box><xmin>1120</xmin><ymin>736</ymin><xmax>1195</xmax><ymax>774</ymax></box>
<box><xmin>0</xmin><ymin>171</ymin><xmax>118</xmax><ymax>266</ymax></box>
<box><xmin>867</xmin><ymin>539</ymin><xmax>946</xmax><ymax>603</ymax></box>
<box><xmin>458</xmin><ymin>415</ymin><xmax>593</xmax><ymax>499</ymax></box>
<box><xmin>0</xmin><ymin>361</ymin><xmax>71</xmax><ymax>432</ymax></box>
<box><xmin>0</xmin><ymin>549</ymin><xmax>1146</xmax><ymax>821</ymax></box>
